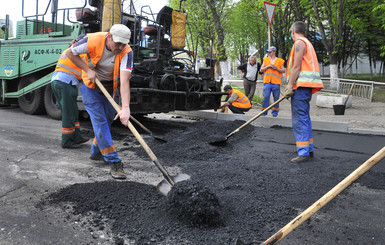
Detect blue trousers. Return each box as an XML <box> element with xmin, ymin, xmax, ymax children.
<box><xmin>291</xmin><ymin>87</ymin><xmax>314</xmax><ymax>156</ymax></box>
<box><xmin>80</xmin><ymin>85</ymin><xmax>121</xmax><ymax>163</ymax></box>
<box><xmin>262</xmin><ymin>83</ymin><xmax>281</xmax><ymax>116</ymax></box>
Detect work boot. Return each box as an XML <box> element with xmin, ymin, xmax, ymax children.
<box><xmin>75</xmin><ymin>137</ymin><xmax>89</xmax><ymax>145</ymax></box>
<box><xmin>291</xmin><ymin>155</ymin><xmax>312</xmax><ymax>163</ymax></box>
<box><xmin>109</xmin><ymin>161</ymin><xmax>126</xmax><ymax>179</ymax></box>
<box><xmin>309</xmin><ymin>152</ymin><xmax>314</xmax><ymax>158</ymax></box>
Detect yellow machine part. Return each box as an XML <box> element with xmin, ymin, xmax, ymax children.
<box><xmin>171</xmin><ymin>10</ymin><xmax>186</xmax><ymax>49</ymax></box>
<box><xmin>101</xmin><ymin>0</ymin><xmax>121</xmax><ymax>31</ymax></box>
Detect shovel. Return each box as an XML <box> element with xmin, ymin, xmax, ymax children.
<box><xmin>95</xmin><ymin>79</ymin><xmax>190</xmax><ymax>196</ymax></box>
<box><xmin>130</xmin><ymin>115</ymin><xmax>167</xmax><ymax>142</ymax></box>
<box><xmin>209</xmin><ymin>96</ymin><xmax>286</xmax><ymax>146</ymax></box>
<box><xmin>235</xmin><ymin>146</ymin><xmax>385</xmax><ymax>245</ymax></box>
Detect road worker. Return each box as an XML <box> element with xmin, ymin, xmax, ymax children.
<box><xmin>51</xmin><ymin>34</ymin><xmax>89</xmax><ymax>149</ymax></box>
<box><xmin>284</xmin><ymin>21</ymin><xmax>324</xmax><ymax>163</ymax></box>
<box><xmin>259</xmin><ymin>46</ymin><xmax>286</xmax><ymax>117</ymax></box>
<box><xmin>66</xmin><ymin>24</ymin><xmax>133</xmax><ymax>179</ymax></box>
<box><xmin>220</xmin><ymin>85</ymin><xmax>252</xmax><ymax>114</ymax></box>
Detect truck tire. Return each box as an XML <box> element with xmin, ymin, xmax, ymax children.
<box><xmin>44</xmin><ymin>84</ymin><xmax>62</xmax><ymax>120</ymax></box>
<box><xmin>17</xmin><ymin>78</ymin><xmax>46</xmax><ymax>115</ymax></box>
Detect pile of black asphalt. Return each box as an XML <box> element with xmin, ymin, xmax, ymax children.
<box><xmin>43</xmin><ymin>118</ymin><xmax>385</xmax><ymax>245</ymax></box>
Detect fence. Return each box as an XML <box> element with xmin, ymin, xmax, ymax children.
<box><xmin>320</xmin><ymin>78</ymin><xmax>385</xmax><ymax>101</ymax></box>
<box><xmin>223</xmin><ymin>78</ymin><xmax>385</xmax><ymax>102</ymax></box>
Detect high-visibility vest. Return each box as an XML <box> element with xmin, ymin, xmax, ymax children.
<box><xmin>286</xmin><ymin>37</ymin><xmax>324</xmax><ymax>94</ymax></box>
<box><xmin>82</xmin><ymin>32</ymin><xmax>132</xmax><ymax>98</ymax></box>
<box><xmin>230</xmin><ymin>89</ymin><xmax>251</xmax><ymax>109</ymax></box>
<box><xmin>55</xmin><ymin>48</ymin><xmax>83</xmax><ymax>80</ymax></box>
<box><xmin>263</xmin><ymin>57</ymin><xmax>285</xmax><ymax>85</ymax></box>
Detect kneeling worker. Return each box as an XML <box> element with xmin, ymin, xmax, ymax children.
<box><xmin>220</xmin><ymin>85</ymin><xmax>252</xmax><ymax>114</ymax></box>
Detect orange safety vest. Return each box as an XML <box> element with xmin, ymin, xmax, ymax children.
<box><xmin>82</xmin><ymin>32</ymin><xmax>132</xmax><ymax>97</ymax></box>
<box><xmin>55</xmin><ymin>48</ymin><xmax>83</xmax><ymax>80</ymax></box>
<box><xmin>230</xmin><ymin>89</ymin><xmax>252</xmax><ymax>109</ymax></box>
<box><xmin>286</xmin><ymin>37</ymin><xmax>323</xmax><ymax>94</ymax></box>
<box><xmin>263</xmin><ymin>57</ymin><xmax>285</xmax><ymax>85</ymax></box>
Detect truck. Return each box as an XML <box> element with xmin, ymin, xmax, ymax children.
<box><xmin>0</xmin><ymin>0</ymin><xmax>224</xmax><ymax>119</ymax></box>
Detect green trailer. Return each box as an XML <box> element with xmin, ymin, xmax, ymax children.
<box><xmin>1</xmin><ymin>17</ymin><xmax>83</xmax><ymax>119</ymax></box>
<box><xmin>0</xmin><ymin>0</ymin><xmax>225</xmax><ymax>119</ymax></box>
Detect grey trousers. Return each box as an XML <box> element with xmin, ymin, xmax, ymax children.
<box><xmin>243</xmin><ymin>78</ymin><xmax>256</xmax><ymax>101</ymax></box>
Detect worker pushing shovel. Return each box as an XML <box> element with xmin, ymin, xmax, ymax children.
<box><xmin>209</xmin><ymin>96</ymin><xmax>286</xmax><ymax>146</ymax></box>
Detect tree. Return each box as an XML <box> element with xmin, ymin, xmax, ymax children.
<box><xmin>225</xmin><ymin>0</ymin><xmax>267</xmax><ymax>64</ymax></box>
<box><xmin>169</xmin><ymin>0</ymin><xmax>232</xmax><ymax>79</ymax></box>
<box><xmin>301</xmin><ymin>0</ymin><xmax>359</xmax><ymax>88</ymax></box>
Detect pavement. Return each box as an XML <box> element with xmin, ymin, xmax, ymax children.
<box><xmin>173</xmin><ymin>89</ymin><xmax>385</xmax><ymax>136</ymax></box>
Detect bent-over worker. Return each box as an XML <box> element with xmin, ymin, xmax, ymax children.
<box><xmin>66</xmin><ymin>24</ymin><xmax>133</xmax><ymax>179</ymax></box>
<box><xmin>220</xmin><ymin>85</ymin><xmax>252</xmax><ymax>114</ymax></box>
<box><xmin>284</xmin><ymin>21</ymin><xmax>324</xmax><ymax>163</ymax></box>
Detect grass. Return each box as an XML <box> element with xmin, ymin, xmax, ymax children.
<box><xmin>372</xmin><ymin>86</ymin><xmax>385</xmax><ymax>102</ymax></box>
<box><xmin>344</xmin><ymin>75</ymin><xmax>385</xmax><ymax>83</ymax></box>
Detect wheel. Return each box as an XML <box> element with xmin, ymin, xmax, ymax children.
<box><xmin>44</xmin><ymin>84</ymin><xmax>62</xmax><ymax>120</ymax></box>
<box><xmin>17</xmin><ymin>77</ymin><xmax>45</xmax><ymax>115</ymax></box>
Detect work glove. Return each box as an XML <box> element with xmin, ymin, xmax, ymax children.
<box><xmin>284</xmin><ymin>85</ymin><xmax>294</xmax><ymax>98</ymax></box>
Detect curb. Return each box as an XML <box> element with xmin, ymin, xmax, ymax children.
<box><xmin>173</xmin><ymin>110</ymin><xmax>385</xmax><ymax>136</ymax></box>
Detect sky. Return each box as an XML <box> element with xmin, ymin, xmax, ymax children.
<box><xmin>0</xmin><ymin>0</ymin><xmax>168</xmax><ymax>23</ymax></box>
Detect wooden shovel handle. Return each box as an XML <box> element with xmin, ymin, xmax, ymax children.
<box><xmin>227</xmin><ymin>96</ymin><xmax>286</xmax><ymax>138</ymax></box>
<box><xmin>262</xmin><ymin>146</ymin><xmax>385</xmax><ymax>245</ymax></box>
<box><xmin>94</xmin><ymin>79</ymin><xmax>174</xmax><ymax>182</ymax></box>
<box><xmin>130</xmin><ymin>115</ymin><xmax>153</xmax><ymax>136</ymax></box>
<box><xmin>344</xmin><ymin>82</ymin><xmax>355</xmax><ymax>106</ymax></box>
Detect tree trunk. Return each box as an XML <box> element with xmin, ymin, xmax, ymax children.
<box><xmin>329</xmin><ymin>54</ymin><xmax>339</xmax><ymax>89</ymax></box>
<box><xmin>206</xmin><ymin>0</ymin><xmax>227</xmax><ymax>77</ymax></box>
<box><xmin>368</xmin><ymin>39</ymin><xmax>373</xmax><ymax>79</ymax></box>
<box><xmin>220</xmin><ymin>60</ymin><xmax>231</xmax><ymax>80</ymax></box>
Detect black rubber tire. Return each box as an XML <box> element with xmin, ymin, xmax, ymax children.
<box><xmin>17</xmin><ymin>78</ymin><xmax>46</xmax><ymax>115</ymax></box>
<box><xmin>44</xmin><ymin>84</ymin><xmax>62</xmax><ymax>120</ymax></box>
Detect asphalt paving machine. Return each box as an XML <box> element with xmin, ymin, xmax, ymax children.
<box><xmin>0</xmin><ymin>0</ymin><xmax>224</xmax><ymax>119</ymax></box>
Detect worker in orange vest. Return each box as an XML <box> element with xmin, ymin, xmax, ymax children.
<box><xmin>220</xmin><ymin>85</ymin><xmax>252</xmax><ymax>114</ymax></box>
<box><xmin>259</xmin><ymin>46</ymin><xmax>286</xmax><ymax>117</ymax></box>
<box><xmin>51</xmin><ymin>34</ymin><xmax>89</xmax><ymax>149</ymax></box>
<box><xmin>66</xmin><ymin>24</ymin><xmax>133</xmax><ymax>179</ymax></box>
<box><xmin>284</xmin><ymin>21</ymin><xmax>324</xmax><ymax>163</ymax></box>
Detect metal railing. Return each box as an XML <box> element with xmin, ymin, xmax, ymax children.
<box><xmin>224</xmin><ymin>78</ymin><xmax>384</xmax><ymax>102</ymax></box>
<box><xmin>320</xmin><ymin>77</ymin><xmax>384</xmax><ymax>101</ymax></box>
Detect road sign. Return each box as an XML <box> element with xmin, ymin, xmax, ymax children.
<box><xmin>264</xmin><ymin>2</ymin><xmax>276</xmax><ymax>27</ymax></box>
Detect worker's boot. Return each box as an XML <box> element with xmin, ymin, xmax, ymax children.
<box><xmin>109</xmin><ymin>161</ymin><xmax>126</xmax><ymax>179</ymax></box>
<box><xmin>291</xmin><ymin>155</ymin><xmax>312</xmax><ymax>163</ymax></box>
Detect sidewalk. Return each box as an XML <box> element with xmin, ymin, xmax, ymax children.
<box><xmin>173</xmin><ymin>89</ymin><xmax>385</xmax><ymax>136</ymax></box>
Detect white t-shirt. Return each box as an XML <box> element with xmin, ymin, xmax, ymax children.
<box><xmin>71</xmin><ymin>36</ymin><xmax>133</xmax><ymax>81</ymax></box>
<box><xmin>245</xmin><ymin>63</ymin><xmax>259</xmax><ymax>81</ymax></box>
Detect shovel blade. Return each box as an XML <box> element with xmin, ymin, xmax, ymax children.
<box><xmin>157</xmin><ymin>174</ymin><xmax>191</xmax><ymax>196</ymax></box>
<box><xmin>234</xmin><ymin>239</ymin><xmax>246</xmax><ymax>245</ymax></box>
<box><xmin>153</xmin><ymin>135</ymin><xmax>167</xmax><ymax>143</ymax></box>
<box><xmin>209</xmin><ymin>138</ymin><xmax>227</xmax><ymax>146</ymax></box>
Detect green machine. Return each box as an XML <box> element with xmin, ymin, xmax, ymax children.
<box><xmin>0</xmin><ymin>1</ymin><xmax>85</xmax><ymax>119</ymax></box>
<box><xmin>1</xmin><ymin>0</ymin><xmax>225</xmax><ymax>119</ymax></box>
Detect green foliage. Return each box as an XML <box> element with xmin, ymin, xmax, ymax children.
<box><xmin>169</xmin><ymin>0</ymin><xmax>385</xmax><ymax>78</ymax></box>
<box><xmin>169</xmin><ymin>0</ymin><xmax>231</xmax><ymax>61</ymax></box>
